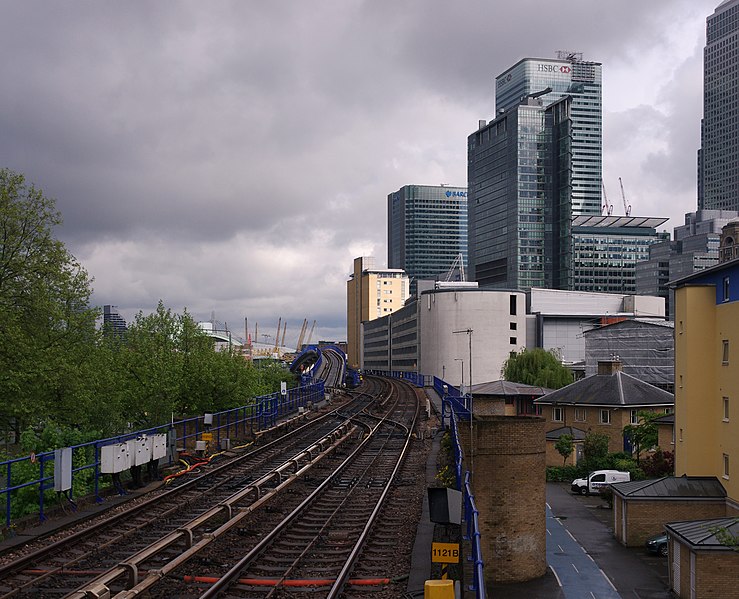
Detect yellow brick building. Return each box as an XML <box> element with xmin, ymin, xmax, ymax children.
<box><xmin>673</xmin><ymin>258</ymin><xmax>739</xmax><ymax>511</ymax></box>
<box><xmin>346</xmin><ymin>256</ymin><xmax>409</xmax><ymax>369</ymax></box>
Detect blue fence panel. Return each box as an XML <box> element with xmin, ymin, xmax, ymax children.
<box><xmin>0</xmin><ymin>381</ymin><xmax>325</xmax><ymax>530</ymax></box>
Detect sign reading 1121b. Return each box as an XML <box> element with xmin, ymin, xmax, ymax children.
<box><xmin>431</xmin><ymin>542</ymin><xmax>460</xmax><ymax>563</ymax></box>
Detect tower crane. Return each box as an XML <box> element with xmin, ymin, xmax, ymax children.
<box><xmin>618</xmin><ymin>177</ymin><xmax>632</xmax><ymax>216</ymax></box>
<box><xmin>601</xmin><ymin>181</ymin><xmax>613</xmax><ymax>216</ymax></box>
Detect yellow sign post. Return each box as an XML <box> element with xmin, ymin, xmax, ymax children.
<box><xmin>432</xmin><ymin>542</ymin><xmax>459</xmax><ymax>581</ymax></box>
<box><xmin>201</xmin><ymin>433</ymin><xmax>213</xmax><ymax>442</ymax></box>
<box><xmin>431</xmin><ymin>542</ymin><xmax>460</xmax><ymax>563</ymax></box>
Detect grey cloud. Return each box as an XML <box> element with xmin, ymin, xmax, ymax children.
<box><xmin>0</xmin><ymin>0</ymin><xmax>719</xmax><ymax>342</ymax></box>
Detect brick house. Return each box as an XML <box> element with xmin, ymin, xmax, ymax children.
<box><xmin>611</xmin><ymin>475</ymin><xmax>727</xmax><ymax>546</ymax></box>
<box><xmin>665</xmin><ymin>517</ymin><xmax>739</xmax><ymax>598</ymax></box>
<box><xmin>534</xmin><ymin>360</ymin><xmax>674</xmax><ymax>466</ymax></box>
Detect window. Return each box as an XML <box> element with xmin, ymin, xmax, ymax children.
<box><xmin>665</xmin><ymin>407</ymin><xmax>674</xmax><ymax>414</ymax></box>
<box><xmin>630</xmin><ymin>410</ymin><xmax>639</xmax><ymax>425</ymax></box>
<box><xmin>723</xmin><ymin>453</ymin><xmax>730</xmax><ymax>479</ymax></box>
<box><xmin>575</xmin><ymin>408</ymin><xmax>586</xmax><ymax>422</ymax></box>
<box><xmin>600</xmin><ymin>409</ymin><xmax>611</xmax><ymax>425</ymax></box>
<box><xmin>552</xmin><ymin>407</ymin><xmax>563</xmax><ymax>422</ymax></box>
<box><xmin>510</xmin><ymin>337</ymin><xmax>517</xmax><ymax>345</ymax></box>
<box><xmin>510</xmin><ymin>295</ymin><xmax>517</xmax><ymax>315</ymax></box>
<box><xmin>723</xmin><ymin>340</ymin><xmax>730</xmax><ymax>364</ymax></box>
<box><xmin>723</xmin><ymin>276</ymin><xmax>730</xmax><ymax>302</ymax></box>
<box><xmin>510</xmin><ymin>322</ymin><xmax>517</xmax><ymax>330</ymax></box>
<box><xmin>590</xmin><ymin>473</ymin><xmax>606</xmax><ymax>483</ymax></box>
<box><xmin>724</xmin><ymin>397</ymin><xmax>730</xmax><ymax>421</ymax></box>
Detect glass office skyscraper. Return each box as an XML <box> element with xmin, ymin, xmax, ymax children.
<box><xmin>470</xmin><ymin>53</ymin><xmax>666</xmax><ymax>292</ymax></box>
<box><xmin>467</xmin><ymin>96</ymin><xmax>572</xmax><ymax>289</ymax></box>
<box><xmin>699</xmin><ymin>0</ymin><xmax>739</xmax><ymax>210</ymax></box>
<box><xmin>388</xmin><ymin>184</ymin><xmax>468</xmax><ymax>294</ymax></box>
<box><xmin>496</xmin><ymin>53</ymin><xmax>602</xmax><ymax>217</ymax></box>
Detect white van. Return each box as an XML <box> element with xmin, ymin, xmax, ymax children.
<box><xmin>571</xmin><ymin>470</ymin><xmax>630</xmax><ymax>495</ymax></box>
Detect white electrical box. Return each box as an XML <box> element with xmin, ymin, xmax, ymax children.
<box><xmin>195</xmin><ymin>440</ymin><xmax>207</xmax><ymax>452</ymax></box>
<box><xmin>101</xmin><ymin>443</ymin><xmax>131</xmax><ymax>474</ymax></box>
<box><xmin>127</xmin><ymin>436</ymin><xmax>153</xmax><ymax>466</ymax></box>
<box><xmin>203</xmin><ymin>413</ymin><xmax>213</xmax><ymax>426</ymax></box>
<box><xmin>54</xmin><ymin>447</ymin><xmax>73</xmax><ymax>492</ymax></box>
<box><xmin>220</xmin><ymin>438</ymin><xmax>231</xmax><ymax>451</ymax></box>
<box><xmin>151</xmin><ymin>434</ymin><xmax>167</xmax><ymax>461</ymax></box>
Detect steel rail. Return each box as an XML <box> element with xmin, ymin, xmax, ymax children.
<box><xmin>197</xmin><ymin>377</ymin><xmax>414</xmax><ymax>598</ymax></box>
<box><xmin>64</xmin><ymin>417</ymin><xmax>362</xmax><ymax>599</ymax></box>
<box><xmin>0</xmin><ymin>390</ymin><xmax>378</xmax><ymax>598</ymax></box>
<box><xmin>326</xmin><ymin>378</ymin><xmax>419</xmax><ymax>598</ymax></box>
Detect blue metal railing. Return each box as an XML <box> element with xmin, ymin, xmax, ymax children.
<box><xmin>0</xmin><ymin>381</ymin><xmax>325</xmax><ymax>530</ymax></box>
<box><xmin>447</xmin><ymin>408</ymin><xmax>486</xmax><ymax>597</ymax></box>
<box><xmin>372</xmin><ymin>370</ymin><xmax>486</xmax><ymax>598</ymax></box>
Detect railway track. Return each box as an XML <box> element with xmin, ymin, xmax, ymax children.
<box><xmin>0</xmin><ymin>378</ymin><xmax>394</xmax><ymax>598</ymax></box>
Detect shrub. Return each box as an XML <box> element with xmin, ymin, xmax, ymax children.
<box><xmin>641</xmin><ymin>449</ymin><xmax>675</xmax><ymax>478</ymax></box>
<box><xmin>546</xmin><ymin>465</ymin><xmax>580</xmax><ymax>483</ymax></box>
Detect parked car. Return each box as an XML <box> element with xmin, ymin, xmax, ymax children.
<box><xmin>571</xmin><ymin>470</ymin><xmax>631</xmax><ymax>495</ymax></box>
<box><xmin>645</xmin><ymin>532</ymin><xmax>668</xmax><ymax>557</ymax></box>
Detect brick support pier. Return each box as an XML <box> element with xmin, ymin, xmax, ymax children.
<box><xmin>461</xmin><ymin>415</ymin><xmax>546</xmax><ymax>584</ymax></box>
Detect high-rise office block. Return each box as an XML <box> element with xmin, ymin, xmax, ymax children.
<box><xmin>103</xmin><ymin>305</ymin><xmax>127</xmax><ymax>337</ymax></box>
<box><xmin>470</xmin><ymin>53</ymin><xmax>668</xmax><ymax>292</ymax></box>
<box><xmin>388</xmin><ymin>184</ymin><xmax>468</xmax><ymax>293</ymax></box>
<box><xmin>468</xmin><ymin>95</ymin><xmax>572</xmax><ymax>288</ymax></box>
<box><xmin>699</xmin><ymin>0</ymin><xmax>739</xmax><ymax>210</ymax></box>
<box><xmin>636</xmin><ymin>209</ymin><xmax>738</xmax><ymax>316</ymax></box>
<box><xmin>346</xmin><ymin>256</ymin><xmax>409</xmax><ymax>368</ymax></box>
<box><xmin>496</xmin><ymin>52</ymin><xmax>602</xmax><ymax>217</ymax></box>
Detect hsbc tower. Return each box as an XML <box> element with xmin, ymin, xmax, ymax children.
<box><xmin>495</xmin><ymin>53</ymin><xmax>603</xmax><ymax>217</ymax></box>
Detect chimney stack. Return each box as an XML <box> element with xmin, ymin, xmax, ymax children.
<box><xmin>597</xmin><ymin>359</ymin><xmax>622</xmax><ymax>375</ymax></box>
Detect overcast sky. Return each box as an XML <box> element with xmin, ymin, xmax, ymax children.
<box><xmin>0</xmin><ymin>1</ymin><xmax>718</xmax><ymax>346</ymax></box>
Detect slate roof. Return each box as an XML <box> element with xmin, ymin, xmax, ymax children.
<box><xmin>534</xmin><ymin>370</ymin><xmax>674</xmax><ymax>407</ymax></box>
<box><xmin>545</xmin><ymin>426</ymin><xmax>587</xmax><ymax>441</ymax></box>
<box><xmin>666</xmin><ymin>517</ymin><xmax>739</xmax><ymax>551</ymax></box>
<box><xmin>470</xmin><ymin>380</ymin><xmax>552</xmax><ymax>397</ymax></box>
<box><xmin>611</xmin><ymin>475</ymin><xmax>727</xmax><ymax>499</ymax></box>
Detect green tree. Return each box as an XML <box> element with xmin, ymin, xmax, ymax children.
<box><xmin>623</xmin><ymin>410</ymin><xmax>659</xmax><ymax>464</ymax></box>
<box><xmin>0</xmin><ymin>169</ymin><xmax>98</xmax><ymax>437</ymax></box>
<box><xmin>555</xmin><ymin>434</ymin><xmax>574</xmax><ymax>466</ymax></box>
<box><xmin>502</xmin><ymin>348</ymin><xmax>573</xmax><ymax>389</ymax></box>
<box><xmin>582</xmin><ymin>431</ymin><xmax>610</xmax><ymax>472</ymax></box>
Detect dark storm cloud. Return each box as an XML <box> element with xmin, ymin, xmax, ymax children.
<box><xmin>0</xmin><ymin>0</ymin><xmax>719</xmax><ymax>341</ymax></box>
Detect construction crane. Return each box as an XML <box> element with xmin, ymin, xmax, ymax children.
<box><xmin>280</xmin><ymin>320</ymin><xmax>287</xmax><ymax>348</ymax></box>
<box><xmin>601</xmin><ymin>181</ymin><xmax>613</xmax><ymax>216</ymax></box>
<box><xmin>444</xmin><ymin>252</ymin><xmax>466</xmax><ymax>282</ymax></box>
<box><xmin>306</xmin><ymin>320</ymin><xmax>317</xmax><ymax>346</ymax></box>
<box><xmin>618</xmin><ymin>177</ymin><xmax>632</xmax><ymax>216</ymax></box>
